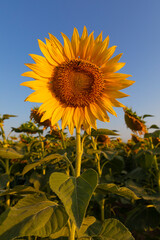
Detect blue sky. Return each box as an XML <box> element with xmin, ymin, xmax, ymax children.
<box><xmin>1</xmin><ymin>0</ymin><xmax>160</xmax><ymax>141</ymax></box>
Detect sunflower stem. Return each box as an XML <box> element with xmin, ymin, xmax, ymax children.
<box><xmin>69</xmin><ymin>127</ymin><xmax>82</xmax><ymax>240</ymax></box>
<box><xmin>91</xmin><ymin>136</ymin><xmax>102</xmax><ymax>177</ymax></box>
<box><xmin>70</xmin><ymin>222</ymin><xmax>76</xmax><ymax>240</ymax></box>
<box><xmin>6</xmin><ymin>159</ymin><xmax>10</xmax><ymax>207</ymax></box>
<box><xmin>75</xmin><ymin>127</ymin><xmax>82</xmax><ymax>177</ymax></box>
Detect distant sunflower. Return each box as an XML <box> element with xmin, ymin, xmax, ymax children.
<box><xmin>124</xmin><ymin>107</ymin><xmax>147</xmax><ymax>135</ymax></box>
<box><xmin>21</xmin><ymin>27</ymin><xmax>134</xmax><ymax>134</ymax></box>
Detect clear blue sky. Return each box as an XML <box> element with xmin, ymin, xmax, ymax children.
<box><xmin>1</xmin><ymin>0</ymin><xmax>160</xmax><ymax>141</ymax></box>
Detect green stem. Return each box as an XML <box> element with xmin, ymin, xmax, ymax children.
<box><xmin>6</xmin><ymin>159</ymin><xmax>10</xmax><ymax>207</ymax></box>
<box><xmin>75</xmin><ymin>127</ymin><xmax>82</xmax><ymax>177</ymax></box>
<box><xmin>69</xmin><ymin>127</ymin><xmax>82</xmax><ymax>240</ymax></box>
<box><xmin>0</xmin><ymin>124</ymin><xmax>7</xmax><ymax>146</ymax></box>
<box><xmin>91</xmin><ymin>136</ymin><xmax>102</xmax><ymax>177</ymax></box>
<box><xmin>60</xmin><ymin>129</ymin><xmax>66</xmax><ymax>149</ymax></box>
<box><xmin>70</xmin><ymin>222</ymin><xmax>76</xmax><ymax>240</ymax></box>
<box><xmin>100</xmin><ymin>198</ymin><xmax>105</xmax><ymax>221</ymax></box>
<box><xmin>154</xmin><ymin>155</ymin><xmax>160</xmax><ymax>192</ymax></box>
<box><xmin>64</xmin><ymin>153</ymin><xmax>75</xmax><ymax>177</ymax></box>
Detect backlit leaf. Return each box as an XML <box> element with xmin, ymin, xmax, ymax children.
<box><xmin>49</xmin><ymin>169</ymin><xmax>98</xmax><ymax>228</ymax></box>
<box><xmin>0</xmin><ymin>148</ymin><xmax>24</xmax><ymax>159</ymax></box>
<box><xmin>0</xmin><ymin>194</ymin><xmax>68</xmax><ymax>240</ymax></box>
<box><xmin>87</xmin><ymin>218</ymin><xmax>135</xmax><ymax>240</ymax></box>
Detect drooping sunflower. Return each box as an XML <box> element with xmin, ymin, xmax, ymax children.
<box><xmin>21</xmin><ymin>27</ymin><xmax>134</xmax><ymax>134</ymax></box>
<box><xmin>124</xmin><ymin>107</ymin><xmax>147</xmax><ymax>135</ymax></box>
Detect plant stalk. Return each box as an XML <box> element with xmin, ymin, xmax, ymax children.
<box><xmin>154</xmin><ymin>155</ymin><xmax>160</xmax><ymax>192</ymax></box>
<box><xmin>69</xmin><ymin>127</ymin><xmax>82</xmax><ymax>240</ymax></box>
<box><xmin>6</xmin><ymin>159</ymin><xmax>10</xmax><ymax>207</ymax></box>
<box><xmin>0</xmin><ymin>123</ymin><xmax>8</xmax><ymax>146</ymax></box>
<box><xmin>75</xmin><ymin>127</ymin><xmax>82</xmax><ymax>177</ymax></box>
<box><xmin>91</xmin><ymin>136</ymin><xmax>102</xmax><ymax>177</ymax></box>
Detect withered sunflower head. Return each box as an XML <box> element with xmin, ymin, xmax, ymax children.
<box><xmin>30</xmin><ymin>107</ymin><xmax>51</xmax><ymax>129</ymax></box>
<box><xmin>21</xmin><ymin>27</ymin><xmax>134</xmax><ymax>134</ymax></box>
<box><xmin>124</xmin><ymin>107</ymin><xmax>147</xmax><ymax>135</ymax></box>
<box><xmin>97</xmin><ymin>135</ymin><xmax>110</xmax><ymax>145</ymax></box>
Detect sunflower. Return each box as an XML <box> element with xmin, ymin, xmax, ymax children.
<box><xmin>30</xmin><ymin>107</ymin><xmax>51</xmax><ymax>129</ymax></box>
<box><xmin>124</xmin><ymin>107</ymin><xmax>147</xmax><ymax>135</ymax></box>
<box><xmin>21</xmin><ymin>27</ymin><xmax>134</xmax><ymax>134</ymax></box>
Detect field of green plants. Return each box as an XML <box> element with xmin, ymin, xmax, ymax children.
<box><xmin>0</xmin><ymin>108</ymin><xmax>160</xmax><ymax>240</ymax></box>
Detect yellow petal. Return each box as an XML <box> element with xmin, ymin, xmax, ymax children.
<box><xmin>85</xmin><ymin>106</ymin><xmax>97</xmax><ymax>129</ymax></box>
<box><xmin>38</xmin><ymin>98</ymin><xmax>59</xmax><ymax>113</ymax></box>
<box><xmin>80</xmin><ymin>32</ymin><xmax>94</xmax><ymax>59</ymax></box>
<box><xmin>109</xmin><ymin>98</ymin><xmax>125</xmax><ymax>108</ymax></box>
<box><xmin>47</xmin><ymin>37</ymin><xmax>65</xmax><ymax>63</ymax></box>
<box><xmin>95</xmin><ymin>31</ymin><xmax>103</xmax><ymax>43</ymax></box>
<box><xmin>49</xmin><ymin>33</ymin><xmax>64</xmax><ymax>55</ymax></box>
<box><xmin>73</xmin><ymin>107</ymin><xmax>84</xmax><ymax>129</ymax></box>
<box><xmin>104</xmin><ymin>79</ymin><xmax>135</xmax><ymax>90</ymax></box>
<box><xmin>100</xmin><ymin>97</ymin><xmax>117</xmax><ymax>116</ymax></box>
<box><xmin>61</xmin><ymin>107</ymin><xmax>74</xmax><ymax>130</ymax></box>
<box><xmin>61</xmin><ymin>33</ymin><xmax>75</xmax><ymax>59</ymax></box>
<box><xmin>71</xmin><ymin>28</ymin><xmax>80</xmax><ymax>58</ymax></box>
<box><xmin>103</xmin><ymin>62</ymin><xmax>126</xmax><ymax>73</ymax></box>
<box><xmin>90</xmin><ymin>103</ymin><xmax>109</xmax><ymax>122</ymax></box>
<box><xmin>40</xmin><ymin>107</ymin><xmax>53</xmax><ymax>122</ymax></box>
<box><xmin>85</xmin><ymin>33</ymin><xmax>94</xmax><ymax>60</ymax></box>
<box><xmin>51</xmin><ymin>106</ymin><xmax>65</xmax><ymax>126</ymax></box>
<box><xmin>91</xmin><ymin>36</ymin><xmax>109</xmax><ymax>63</ymax></box>
<box><xmin>83</xmin><ymin>120</ymin><xmax>91</xmax><ymax>134</ymax></box>
<box><xmin>25</xmin><ymin>63</ymin><xmax>53</xmax><ymax>78</ymax></box>
<box><xmin>38</xmin><ymin>40</ymin><xmax>58</xmax><ymax>66</ymax></box>
<box><xmin>106</xmin><ymin>53</ymin><xmax>123</xmax><ymax>64</ymax></box>
<box><xmin>101</xmin><ymin>53</ymin><xmax>123</xmax><ymax>71</ymax></box>
<box><xmin>20</xmin><ymin>80</ymin><xmax>48</xmax><ymax>90</ymax></box>
<box><xmin>24</xmin><ymin>90</ymin><xmax>52</xmax><ymax>103</ymax></box>
<box><xmin>68</xmin><ymin>120</ymin><xmax>74</xmax><ymax>135</ymax></box>
<box><xmin>103</xmin><ymin>73</ymin><xmax>132</xmax><ymax>79</ymax></box>
<box><xmin>104</xmin><ymin>90</ymin><xmax>129</xmax><ymax>99</ymax></box>
<box><xmin>21</xmin><ymin>71</ymin><xmax>49</xmax><ymax>81</ymax></box>
<box><xmin>81</xmin><ymin>26</ymin><xmax>88</xmax><ymax>40</ymax></box>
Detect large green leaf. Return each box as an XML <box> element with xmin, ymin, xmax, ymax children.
<box><xmin>91</xmin><ymin>128</ymin><xmax>119</xmax><ymax>136</ymax></box>
<box><xmin>126</xmin><ymin>205</ymin><xmax>160</xmax><ymax>231</ymax></box>
<box><xmin>0</xmin><ymin>148</ymin><xmax>24</xmax><ymax>159</ymax></box>
<box><xmin>0</xmin><ymin>194</ymin><xmax>68</xmax><ymax>240</ymax></box>
<box><xmin>22</xmin><ymin>153</ymin><xmax>64</xmax><ymax>175</ymax></box>
<box><xmin>87</xmin><ymin>218</ymin><xmax>135</xmax><ymax>240</ymax></box>
<box><xmin>125</xmin><ymin>180</ymin><xmax>148</xmax><ymax>198</ymax></box>
<box><xmin>96</xmin><ymin>183</ymin><xmax>139</xmax><ymax>200</ymax></box>
<box><xmin>49</xmin><ymin>169</ymin><xmax>98</xmax><ymax>228</ymax></box>
<box><xmin>0</xmin><ymin>185</ymin><xmax>39</xmax><ymax>196</ymax></box>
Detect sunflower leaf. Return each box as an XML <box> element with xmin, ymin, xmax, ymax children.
<box><xmin>22</xmin><ymin>153</ymin><xmax>63</xmax><ymax>175</ymax></box>
<box><xmin>0</xmin><ymin>148</ymin><xmax>24</xmax><ymax>159</ymax></box>
<box><xmin>87</xmin><ymin>218</ymin><xmax>135</xmax><ymax>240</ymax></box>
<box><xmin>96</xmin><ymin>183</ymin><xmax>139</xmax><ymax>200</ymax></box>
<box><xmin>91</xmin><ymin>128</ymin><xmax>119</xmax><ymax>136</ymax></box>
<box><xmin>0</xmin><ymin>194</ymin><xmax>68</xmax><ymax>240</ymax></box>
<box><xmin>49</xmin><ymin>169</ymin><xmax>98</xmax><ymax>228</ymax></box>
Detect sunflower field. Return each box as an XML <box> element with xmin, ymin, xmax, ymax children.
<box><xmin>1</xmin><ymin>27</ymin><xmax>160</xmax><ymax>240</ymax></box>
<box><xmin>0</xmin><ymin>108</ymin><xmax>160</xmax><ymax>240</ymax></box>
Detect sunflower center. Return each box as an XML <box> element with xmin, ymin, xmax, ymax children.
<box><xmin>50</xmin><ymin>59</ymin><xmax>104</xmax><ymax>107</ymax></box>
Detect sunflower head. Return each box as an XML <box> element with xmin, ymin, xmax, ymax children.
<box><xmin>97</xmin><ymin>134</ymin><xmax>110</xmax><ymax>145</ymax></box>
<box><xmin>124</xmin><ymin>107</ymin><xmax>147</xmax><ymax>135</ymax></box>
<box><xmin>30</xmin><ymin>107</ymin><xmax>51</xmax><ymax>129</ymax></box>
<box><xmin>21</xmin><ymin>27</ymin><xmax>134</xmax><ymax>134</ymax></box>
<box><xmin>131</xmin><ymin>134</ymin><xmax>142</xmax><ymax>143</ymax></box>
